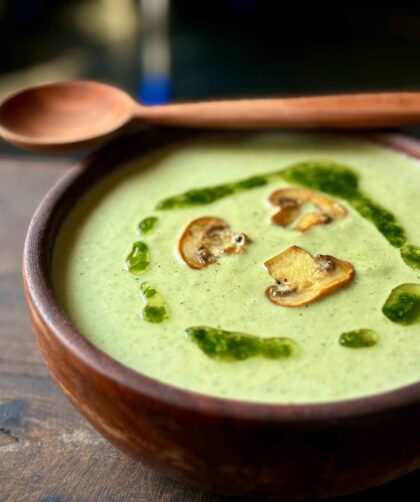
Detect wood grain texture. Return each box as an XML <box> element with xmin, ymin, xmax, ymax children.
<box><xmin>0</xmin><ymin>81</ymin><xmax>134</xmax><ymax>152</ymax></box>
<box><xmin>5</xmin><ymin>81</ymin><xmax>420</xmax><ymax>152</ymax></box>
<box><xmin>1</xmin><ymin>145</ymin><xmax>419</xmax><ymax>501</ymax></box>
<box><xmin>137</xmin><ymin>92</ymin><xmax>420</xmax><ymax>128</ymax></box>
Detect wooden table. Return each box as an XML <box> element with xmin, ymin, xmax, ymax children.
<box><xmin>0</xmin><ymin>156</ymin><xmax>419</xmax><ymax>501</ymax></box>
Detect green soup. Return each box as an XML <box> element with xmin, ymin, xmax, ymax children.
<box><xmin>53</xmin><ymin>132</ymin><xmax>420</xmax><ymax>403</ymax></box>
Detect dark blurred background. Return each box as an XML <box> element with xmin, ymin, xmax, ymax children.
<box><xmin>2</xmin><ymin>1</ymin><xmax>420</xmax><ymax>155</ymax></box>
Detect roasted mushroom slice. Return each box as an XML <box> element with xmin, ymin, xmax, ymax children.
<box><xmin>178</xmin><ymin>216</ymin><xmax>248</xmax><ymax>269</ymax></box>
<box><xmin>264</xmin><ymin>245</ymin><xmax>354</xmax><ymax>307</ymax></box>
<box><xmin>269</xmin><ymin>187</ymin><xmax>347</xmax><ymax>232</ymax></box>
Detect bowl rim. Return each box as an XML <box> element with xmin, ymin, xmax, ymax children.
<box><xmin>23</xmin><ymin>128</ymin><xmax>420</xmax><ymax>424</ymax></box>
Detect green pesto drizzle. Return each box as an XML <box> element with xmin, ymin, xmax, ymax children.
<box><xmin>185</xmin><ymin>326</ymin><xmax>299</xmax><ymax>362</ymax></box>
<box><xmin>280</xmin><ymin>162</ymin><xmax>407</xmax><ymax>247</ymax></box>
<box><xmin>125</xmin><ymin>241</ymin><xmax>151</xmax><ymax>276</ymax></box>
<box><xmin>138</xmin><ymin>216</ymin><xmax>159</xmax><ymax>235</ymax></box>
<box><xmin>156</xmin><ymin>175</ymin><xmax>267</xmax><ymax>210</ymax></box>
<box><xmin>156</xmin><ymin>160</ymin><xmax>419</xmax><ymax>266</ymax></box>
<box><xmin>155</xmin><ymin>161</ymin><xmax>358</xmax><ymax>208</ymax></box>
<box><xmin>347</xmin><ymin>196</ymin><xmax>406</xmax><ymax>247</ymax></box>
<box><xmin>279</xmin><ymin>161</ymin><xmax>359</xmax><ymax>198</ymax></box>
<box><xmin>400</xmin><ymin>244</ymin><xmax>420</xmax><ymax>270</ymax></box>
<box><xmin>139</xmin><ymin>282</ymin><xmax>169</xmax><ymax>323</ymax></box>
<box><xmin>382</xmin><ymin>283</ymin><xmax>420</xmax><ymax>325</ymax></box>
<box><xmin>339</xmin><ymin>329</ymin><xmax>379</xmax><ymax>349</ymax></box>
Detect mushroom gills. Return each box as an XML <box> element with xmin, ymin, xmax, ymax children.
<box><xmin>264</xmin><ymin>246</ymin><xmax>355</xmax><ymax>307</ymax></box>
<box><xmin>178</xmin><ymin>216</ymin><xmax>248</xmax><ymax>269</ymax></box>
<box><xmin>269</xmin><ymin>188</ymin><xmax>347</xmax><ymax>232</ymax></box>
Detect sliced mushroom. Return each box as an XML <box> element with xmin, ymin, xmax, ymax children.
<box><xmin>264</xmin><ymin>245</ymin><xmax>354</xmax><ymax>307</ymax></box>
<box><xmin>178</xmin><ymin>216</ymin><xmax>249</xmax><ymax>269</ymax></box>
<box><xmin>269</xmin><ymin>188</ymin><xmax>347</xmax><ymax>232</ymax></box>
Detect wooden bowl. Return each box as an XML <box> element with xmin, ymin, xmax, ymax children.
<box><xmin>23</xmin><ymin>130</ymin><xmax>420</xmax><ymax>500</ymax></box>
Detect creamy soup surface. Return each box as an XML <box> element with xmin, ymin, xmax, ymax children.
<box><xmin>53</xmin><ymin>132</ymin><xmax>420</xmax><ymax>403</ymax></box>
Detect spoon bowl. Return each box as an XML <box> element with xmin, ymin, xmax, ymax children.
<box><xmin>4</xmin><ymin>81</ymin><xmax>420</xmax><ymax>152</ymax></box>
<box><xmin>0</xmin><ymin>81</ymin><xmax>135</xmax><ymax>151</ymax></box>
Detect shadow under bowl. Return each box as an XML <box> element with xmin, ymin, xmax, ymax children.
<box><xmin>23</xmin><ymin>129</ymin><xmax>420</xmax><ymax>500</ymax></box>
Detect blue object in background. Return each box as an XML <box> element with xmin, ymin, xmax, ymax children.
<box><xmin>138</xmin><ymin>75</ymin><xmax>172</xmax><ymax>105</ymax></box>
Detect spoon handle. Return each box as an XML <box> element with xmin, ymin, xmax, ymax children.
<box><xmin>134</xmin><ymin>92</ymin><xmax>420</xmax><ymax>129</ymax></box>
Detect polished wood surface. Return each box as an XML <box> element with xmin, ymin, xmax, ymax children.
<box><xmin>4</xmin><ymin>81</ymin><xmax>420</xmax><ymax>151</ymax></box>
<box><xmin>138</xmin><ymin>92</ymin><xmax>420</xmax><ymax>129</ymax></box>
<box><xmin>20</xmin><ymin>131</ymin><xmax>420</xmax><ymax>500</ymax></box>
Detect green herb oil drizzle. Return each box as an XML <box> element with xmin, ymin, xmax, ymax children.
<box><xmin>382</xmin><ymin>283</ymin><xmax>420</xmax><ymax>325</ymax></box>
<box><xmin>400</xmin><ymin>244</ymin><xmax>420</xmax><ymax>270</ymax></box>
<box><xmin>185</xmin><ymin>326</ymin><xmax>299</xmax><ymax>362</ymax></box>
<box><xmin>139</xmin><ymin>282</ymin><xmax>169</xmax><ymax>323</ymax></box>
<box><xmin>125</xmin><ymin>241</ymin><xmax>151</xmax><ymax>276</ymax></box>
<box><xmin>156</xmin><ymin>175</ymin><xmax>268</xmax><ymax>210</ymax></box>
<box><xmin>281</xmin><ymin>162</ymin><xmax>407</xmax><ymax>248</ymax></box>
<box><xmin>138</xmin><ymin>216</ymin><xmax>159</xmax><ymax>235</ymax></box>
<box><xmin>339</xmin><ymin>329</ymin><xmax>379</xmax><ymax>349</ymax></box>
<box><xmin>156</xmin><ymin>161</ymin><xmax>419</xmax><ymax>268</ymax></box>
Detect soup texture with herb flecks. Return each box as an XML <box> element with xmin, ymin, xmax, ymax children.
<box><xmin>53</xmin><ymin>132</ymin><xmax>420</xmax><ymax>403</ymax></box>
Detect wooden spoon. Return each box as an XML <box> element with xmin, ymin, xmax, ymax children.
<box><xmin>1</xmin><ymin>81</ymin><xmax>420</xmax><ymax>152</ymax></box>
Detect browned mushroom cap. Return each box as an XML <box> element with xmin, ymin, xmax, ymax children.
<box><xmin>178</xmin><ymin>216</ymin><xmax>249</xmax><ymax>269</ymax></box>
<box><xmin>268</xmin><ymin>188</ymin><xmax>347</xmax><ymax>232</ymax></box>
<box><xmin>264</xmin><ymin>245</ymin><xmax>354</xmax><ymax>307</ymax></box>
